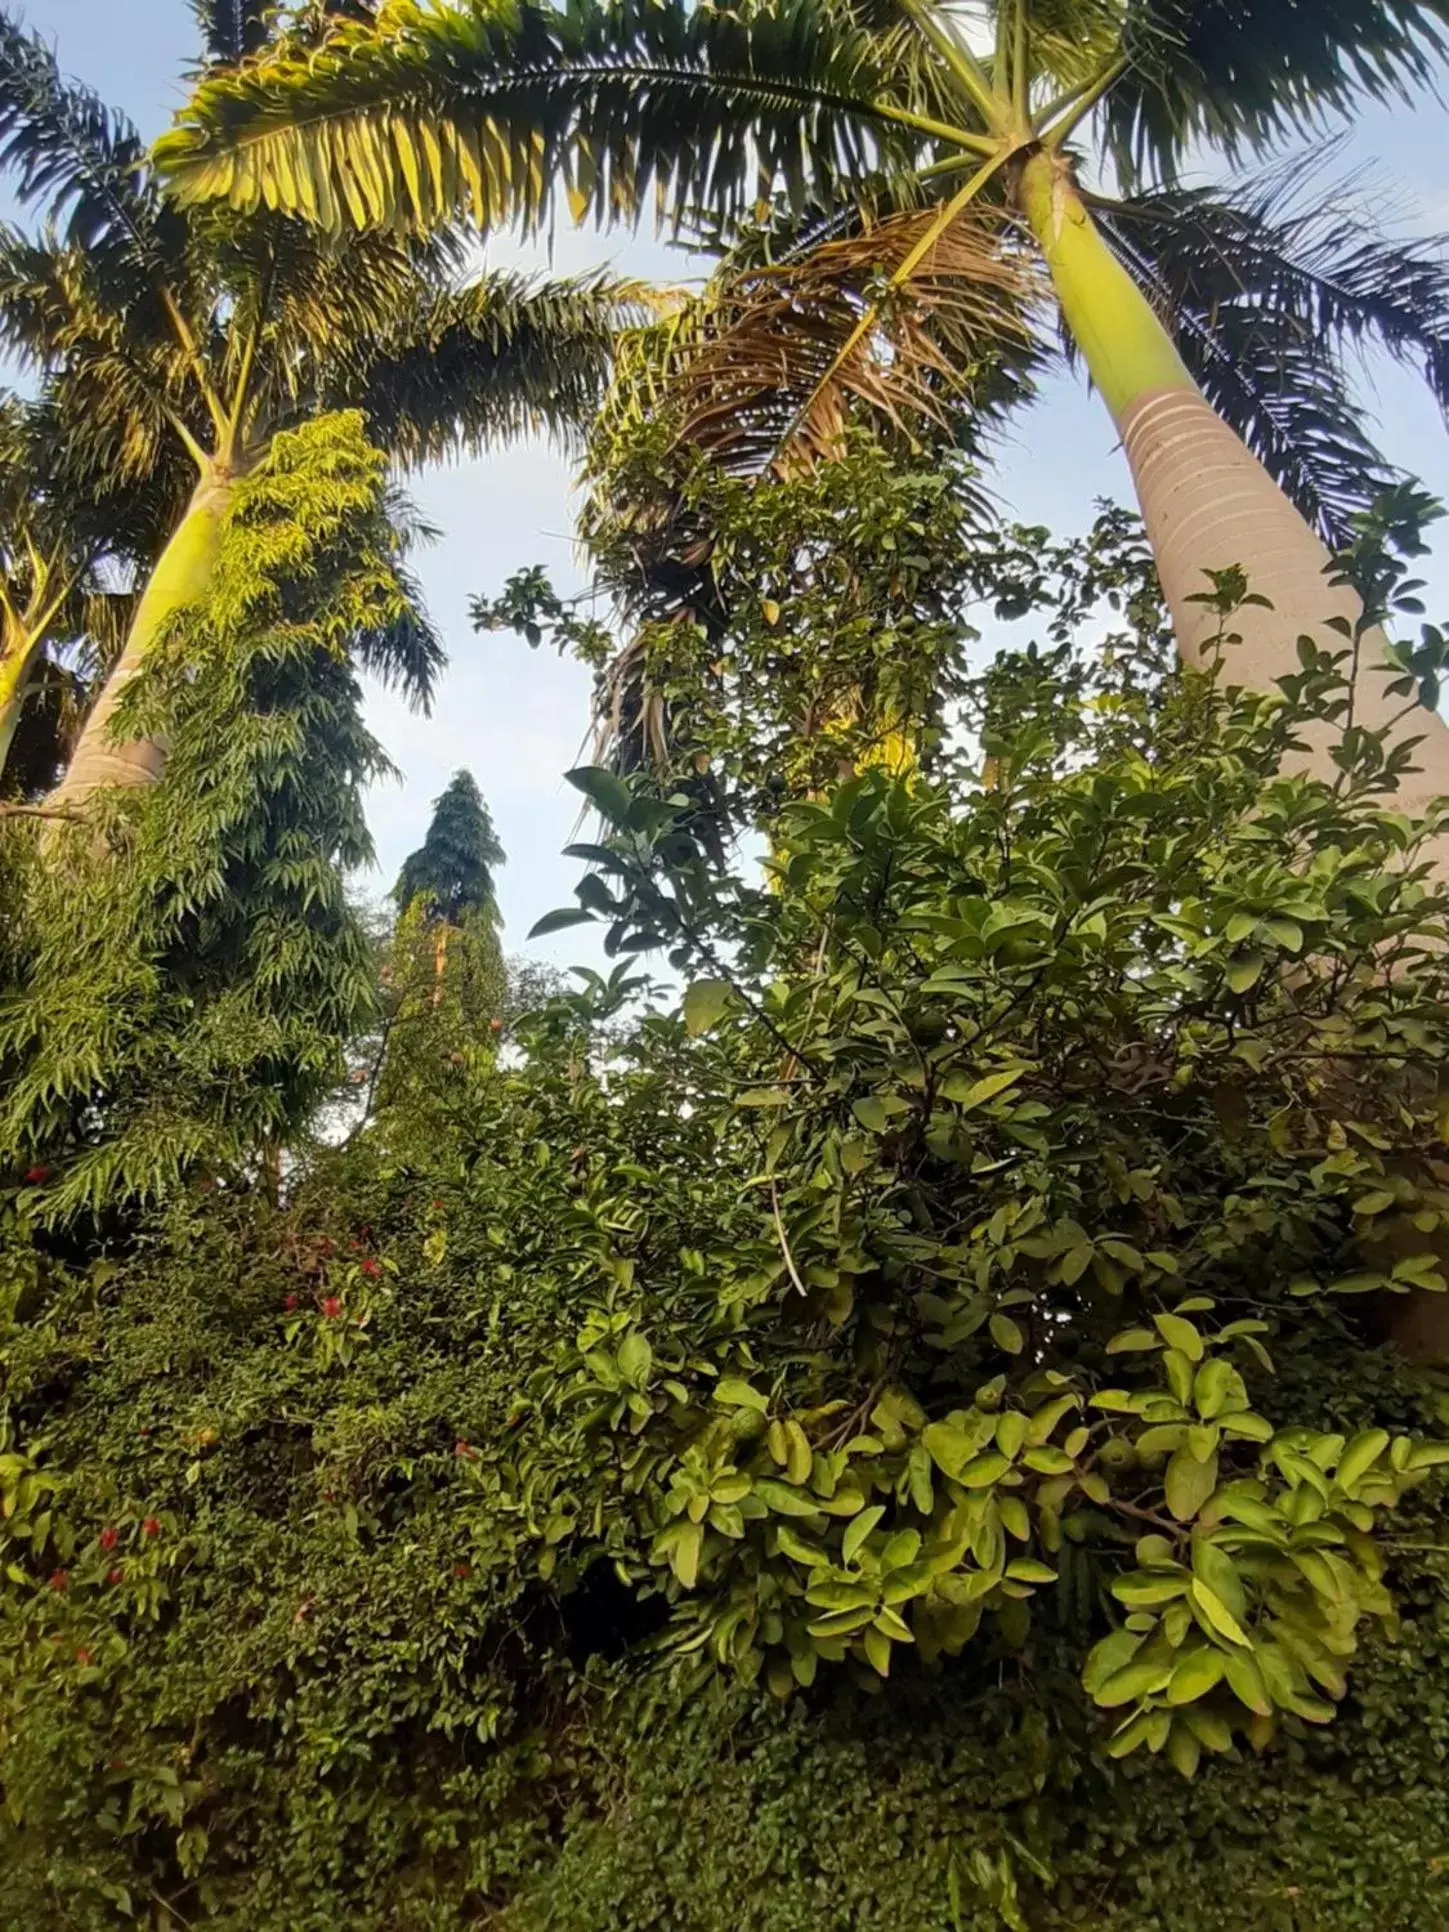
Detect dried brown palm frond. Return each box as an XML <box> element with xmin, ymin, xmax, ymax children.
<box><xmin>668</xmin><ymin>199</ymin><xmax>1045</xmax><ymax>477</ymax></box>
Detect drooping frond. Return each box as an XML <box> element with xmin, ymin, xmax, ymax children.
<box><xmin>0</xmin><ymin>11</ymin><xmax>178</xmax><ymax>287</ymax></box>
<box><xmin>0</xmin><ymin>227</ymin><xmax>196</xmax><ymax>484</ymax></box>
<box><xmin>1092</xmin><ymin>161</ymin><xmax>1449</xmax><ymax>542</ymax></box>
<box><xmin>335</xmin><ymin>268</ymin><xmax>650</xmax><ymax>464</ymax></box>
<box><xmin>1108</xmin><ymin>0</ymin><xmax>1449</xmax><ymax>180</ymax></box>
<box><xmin>663</xmin><ymin>200</ymin><xmax>1040</xmax><ymax>476</ymax></box>
<box><xmin>157</xmin><ymin>0</ymin><xmax>928</xmax><ymax>237</ymax></box>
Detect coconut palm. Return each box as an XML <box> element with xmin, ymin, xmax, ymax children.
<box><xmin>160</xmin><ymin>0</ymin><xmax>1449</xmax><ymax>810</ymax></box>
<box><xmin>0</xmin><ymin>5</ymin><xmax>642</xmax><ymax>816</ymax></box>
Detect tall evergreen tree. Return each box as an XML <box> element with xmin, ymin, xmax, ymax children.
<box><xmin>393</xmin><ymin>769</ymin><xmax>505</xmax><ymax>927</ymax></box>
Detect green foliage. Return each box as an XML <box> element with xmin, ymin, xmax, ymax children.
<box><xmin>0</xmin><ymin>412</ymin><xmax>403</xmax><ymax>1221</ymax></box>
<box><xmin>394</xmin><ymin>769</ymin><xmax>506</xmax><ymax>924</ymax></box>
<box><xmin>159</xmin><ymin>0</ymin><xmax>1449</xmax><ymax>534</ymax></box>
<box><xmin>5</xmin><ymin>482</ymin><xmax>1449</xmax><ymax>1925</ymax></box>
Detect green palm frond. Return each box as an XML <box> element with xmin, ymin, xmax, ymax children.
<box><xmin>1108</xmin><ymin>0</ymin><xmax>1449</xmax><ymax>179</ymax></box>
<box><xmin>1092</xmin><ymin>160</ymin><xmax>1449</xmax><ymax>542</ymax></box>
<box><xmin>0</xmin><ymin>10</ymin><xmax>183</xmax><ymax>286</ymax></box>
<box><xmin>158</xmin><ymin>0</ymin><xmax>928</xmax><ymax>236</ymax></box>
<box><xmin>338</xmin><ymin>268</ymin><xmax>649</xmax><ymax>464</ymax></box>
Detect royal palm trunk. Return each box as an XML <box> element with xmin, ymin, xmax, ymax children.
<box><xmin>49</xmin><ymin>466</ymin><xmax>235</xmax><ymax>812</ymax></box>
<box><xmin>1017</xmin><ymin>149</ymin><xmax>1449</xmax><ymax>823</ymax></box>
<box><xmin>0</xmin><ymin>617</ymin><xmax>41</xmax><ymax>783</ymax></box>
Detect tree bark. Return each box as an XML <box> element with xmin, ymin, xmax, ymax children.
<box><xmin>0</xmin><ymin>616</ymin><xmax>39</xmax><ymax>785</ymax></box>
<box><xmin>47</xmin><ymin>467</ymin><xmax>235</xmax><ymax>813</ymax></box>
<box><xmin>1016</xmin><ymin>148</ymin><xmax>1449</xmax><ymax>826</ymax></box>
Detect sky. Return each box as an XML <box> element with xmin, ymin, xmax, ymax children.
<box><xmin>16</xmin><ymin>0</ymin><xmax>1449</xmax><ymax>965</ymax></box>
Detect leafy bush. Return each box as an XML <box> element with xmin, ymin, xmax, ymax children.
<box><xmin>4</xmin><ymin>480</ymin><xmax>1449</xmax><ymax>1926</ymax></box>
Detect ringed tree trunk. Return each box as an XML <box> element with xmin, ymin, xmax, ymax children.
<box><xmin>1018</xmin><ymin>149</ymin><xmax>1449</xmax><ymax>1361</ymax></box>
<box><xmin>1016</xmin><ymin>149</ymin><xmax>1449</xmax><ymax>829</ymax></box>
<box><xmin>47</xmin><ymin>463</ymin><xmax>237</xmax><ymax>815</ymax></box>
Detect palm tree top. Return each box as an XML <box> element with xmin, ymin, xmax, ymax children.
<box><xmin>158</xmin><ymin>0</ymin><xmax>1449</xmax><ymax>236</ymax></box>
<box><xmin>394</xmin><ymin>767</ymin><xmax>506</xmax><ymax>923</ymax></box>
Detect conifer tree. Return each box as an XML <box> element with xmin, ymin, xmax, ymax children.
<box><xmin>393</xmin><ymin>770</ymin><xmax>505</xmax><ymax>927</ymax></box>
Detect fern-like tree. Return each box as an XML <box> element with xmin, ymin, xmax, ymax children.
<box><xmin>0</xmin><ymin>3</ymin><xmax>640</xmax><ymax>817</ymax></box>
<box><xmin>161</xmin><ymin>0</ymin><xmax>1449</xmax><ymax>811</ymax></box>
<box><xmin>373</xmin><ymin>770</ymin><xmax>508</xmax><ymax>1122</ymax></box>
<box><xmin>394</xmin><ymin>768</ymin><xmax>506</xmax><ymax>928</ymax></box>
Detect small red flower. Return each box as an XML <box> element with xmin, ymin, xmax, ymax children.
<box><xmin>454</xmin><ymin>1439</ymin><xmax>477</xmax><ymax>1461</ymax></box>
<box><xmin>452</xmin><ymin>1563</ymin><xmax>472</xmax><ymax>1579</ymax></box>
<box><xmin>98</xmin><ymin>1526</ymin><xmax>119</xmax><ymax>1552</ymax></box>
<box><xmin>23</xmin><ymin>1164</ymin><xmax>52</xmax><ymax>1184</ymax></box>
<box><xmin>431</xmin><ymin>1200</ymin><xmax>444</xmax><ymax>1212</ymax></box>
<box><xmin>106</xmin><ymin>1566</ymin><xmax>124</xmax><ymax>1586</ymax></box>
<box><xmin>142</xmin><ymin>1517</ymin><xmax>161</xmax><ymax>1539</ymax></box>
<box><xmin>360</xmin><ymin>1258</ymin><xmax>382</xmax><ymax>1280</ymax></box>
<box><xmin>76</xmin><ymin>1645</ymin><xmax>93</xmax><ymax>1666</ymax></box>
<box><xmin>283</xmin><ymin>1292</ymin><xmax>299</xmax><ymax>1311</ymax></box>
<box><xmin>320</xmin><ymin>1295</ymin><xmax>343</xmax><ymax>1320</ymax></box>
<box><xmin>49</xmin><ymin>1569</ymin><xmax>69</xmax><ymax>1592</ymax></box>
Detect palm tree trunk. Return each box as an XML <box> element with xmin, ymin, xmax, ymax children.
<box><xmin>1016</xmin><ymin>148</ymin><xmax>1449</xmax><ymax>823</ymax></box>
<box><xmin>0</xmin><ymin>616</ymin><xmax>40</xmax><ymax>785</ymax></box>
<box><xmin>47</xmin><ymin>467</ymin><xmax>235</xmax><ymax>813</ymax></box>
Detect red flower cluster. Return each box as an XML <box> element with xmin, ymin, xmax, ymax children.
<box><xmin>283</xmin><ymin>1292</ymin><xmax>299</xmax><ymax>1311</ymax></box>
<box><xmin>23</xmin><ymin>1164</ymin><xmax>52</xmax><ymax>1184</ymax></box>
<box><xmin>49</xmin><ymin>1569</ymin><xmax>69</xmax><ymax>1592</ymax></box>
<box><xmin>360</xmin><ymin>1257</ymin><xmax>382</xmax><ymax>1279</ymax></box>
<box><xmin>98</xmin><ymin>1526</ymin><xmax>119</xmax><ymax>1552</ymax></box>
<box><xmin>76</xmin><ymin>1646</ymin><xmax>93</xmax><ymax>1667</ymax></box>
<box><xmin>453</xmin><ymin>1439</ymin><xmax>477</xmax><ymax>1461</ymax></box>
<box><xmin>106</xmin><ymin>1566</ymin><xmax>125</xmax><ymax>1586</ymax></box>
<box><xmin>320</xmin><ymin>1295</ymin><xmax>342</xmax><ymax>1320</ymax></box>
<box><xmin>142</xmin><ymin>1516</ymin><xmax>161</xmax><ymax>1539</ymax></box>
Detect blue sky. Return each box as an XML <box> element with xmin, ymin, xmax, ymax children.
<box><xmin>19</xmin><ymin>0</ymin><xmax>1449</xmax><ymax>961</ymax></box>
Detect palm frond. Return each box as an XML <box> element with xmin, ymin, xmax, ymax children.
<box><xmin>1092</xmin><ymin>160</ymin><xmax>1449</xmax><ymax>542</ymax></box>
<box><xmin>663</xmin><ymin>201</ymin><xmax>1040</xmax><ymax>476</ymax></box>
<box><xmin>0</xmin><ymin>11</ymin><xmax>174</xmax><ymax>285</ymax></box>
<box><xmin>189</xmin><ymin>0</ymin><xmax>275</xmax><ymax>67</ymax></box>
<box><xmin>158</xmin><ymin>0</ymin><xmax>925</xmax><ymax>237</ymax></box>
<box><xmin>336</xmin><ymin>268</ymin><xmax>649</xmax><ymax>464</ymax></box>
<box><xmin>1108</xmin><ymin>0</ymin><xmax>1449</xmax><ymax>180</ymax></box>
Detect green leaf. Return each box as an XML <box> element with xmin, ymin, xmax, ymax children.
<box><xmin>1154</xmin><ymin>1314</ymin><xmax>1204</xmax><ymax>1362</ymax></box>
<box><xmin>617</xmin><ymin>1331</ymin><xmax>652</xmax><ymax>1390</ymax></box>
<box><xmin>755</xmin><ymin>1478</ymin><xmax>823</xmax><ymax>1519</ymax></box>
<box><xmin>1337</xmin><ymin>1429</ymin><xmax>1390</xmax><ymax>1492</ymax></box>
<box><xmin>566</xmin><ymin>765</ymin><xmax>633</xmax><ymax>824</ymax></box>
<box><xmin>1096</xmin><ymin>1653</ymin><xmax>1175</xmax><ymax>1708</ymax></box>
<box><xmin>1107</xmin><ymin>1328</ymin><xmax>1160</xmax><ymax>1354</ymax></box>
<box><xmin>1166</xmin><ymin>1646</ymin><xmax>1227</xmax><ymax>1705</ymax></box>
<box><xmin>1190</xmin><ymin>1578</ymin><xmax>1251</xmax><ymax>1647</ymax></box>
<box><xmin>714</xmin><ymin>1378</ymin><xmax>769</xmax><ymax>1412</ymax></box>
<box><xmin>736</xmin><ymin>1088</ymin><xmax>792</xmax><ymax>1108</ymax></box>
<box><xmin>852</xmin><ymin>1096</ymin><xmax>893</xmax><ymax>1133</ymax></box>
<box><xmin>528</xmin><ymin>906</ymin><xmax>596</xmax><ymax>939</ymax></box>
<box><xmin>943</xmin><ymin>1066</ymin><xmax>1027</xmax><ymax>1111</ymax></box>
<box><xmin>842</xmin><ymin>1504</ymin><xmax>885</xmax><ymax>1565</ymax></box>
<box><xmin>989</xmin><ymin>1313</ymin><xmax>1025</xmax><ymax>1355</ymax></box>
<box><xmin>1165</xmin><ymin>1447</ymin><xmax>1218</xmax><ymax>1521</ymax></box>
<box><xmin>683</xmin><ymin>978</ymin><xmax>733</xmax><ymax>1036</ymax></box>
<box><xmin>921</xmin><ymin>1422</ymin><xmax>973</xmax><ymax>1479</ymax></box>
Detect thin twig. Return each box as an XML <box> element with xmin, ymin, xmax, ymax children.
<box><xmin>770</xmin><ymin>1179</ymin><xmax>810</xmax><ymax>1298</ymax></box>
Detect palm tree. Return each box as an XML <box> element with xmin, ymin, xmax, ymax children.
<box><xmin>0</xmin><ymin>5</ymin><xmax>641</xmax><ymax>817</ymax></box>
<box><xmin>0</xmin><ymin>391</ymin><xmax>185</xmax><ymax>792</ymax></box>
<box><xmin>159</xmin><ymin>0</ymin><xmax>1449</xmax><ymax>810</ymax></box>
